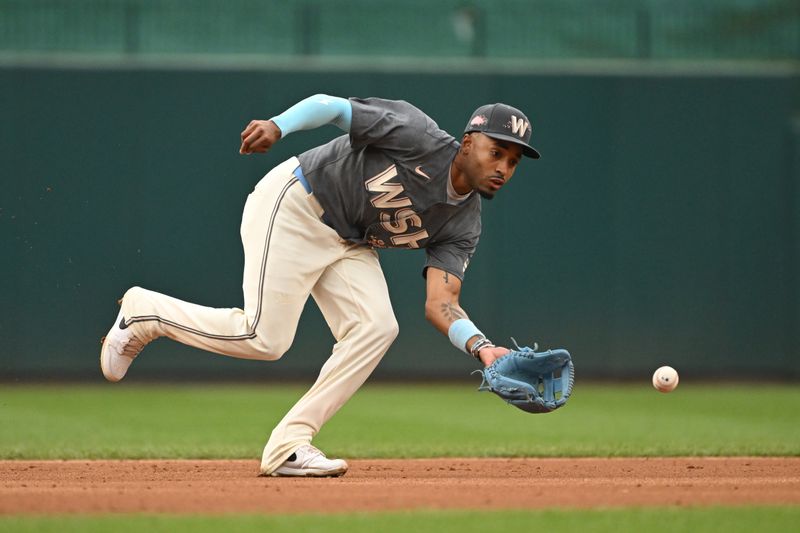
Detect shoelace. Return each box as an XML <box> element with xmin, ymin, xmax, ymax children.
<box><xmin>299</xmin><ymin>444</ymin><xmax>326</xmax><ymax>457</ymax></box>
<box><xmin>119</xmin><ymin>336</ymin><xmax>146</xmax><ymax>359</ymax></box>
<box><xmin>99</xmin><ymin>332</ymin><xmax>147</xmax><ymax>362</ymax></box>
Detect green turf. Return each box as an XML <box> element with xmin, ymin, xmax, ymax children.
<box><xmin>1</xmin><ymin>507</ymin><xmax>798</xmax><ymax>533</ymax></box>
<box><xmin>0</xmin><ymin>383</ymin><xmax>798</xmax><ymax>459</ymax></box>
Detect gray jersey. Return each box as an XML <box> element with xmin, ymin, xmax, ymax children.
<box><xmin>298</xmin><ymin>98</ymin><xmax>481</xmax><ymax>280</ymax></box>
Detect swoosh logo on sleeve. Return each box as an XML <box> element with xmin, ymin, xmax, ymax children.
<box><xmin>414</xmin><ymin>166</ymin><xmax>432</xmax><ymax>180</ymax></box>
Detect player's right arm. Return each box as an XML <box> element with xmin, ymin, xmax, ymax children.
<box><xmin>425</xmin><ymin>267</ymin><xmax>509</xmax><ymax>367</ymax></box>
<box><xmin>239</xmin><ymin>94</ymin><xmax>352</xmax><ymax>154</ymax></box>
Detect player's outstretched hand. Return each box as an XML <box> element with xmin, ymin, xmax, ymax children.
<box><xmin>477</xmin><ymin>345</ymin><xmax>511</xmax><ymax>367</ymax></box>
<box><xmin>240</xmin><ymin>120</ymin><xmax>282</xmax><ymax>154</ymax></box>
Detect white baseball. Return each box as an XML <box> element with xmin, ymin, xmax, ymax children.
<box><xmin>652</xmin><ymin>366</ymin><xmax>679</xmax><ymax>393</ymax></box>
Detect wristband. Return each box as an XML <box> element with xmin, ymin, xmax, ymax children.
<box><xmin>448</xmin><ymin>319</ymin><xmax>483</xmax><ymax>354</ymax></box>
<box><xmin>469</xmin><ymin>337</ymin><xmax>495</xmax><ymax>360</ymax></box>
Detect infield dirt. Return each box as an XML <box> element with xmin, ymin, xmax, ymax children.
<box><xmin>2</xmin><ymin>457</ymin><xmax>798</xmax><ymax>514</ymax></box>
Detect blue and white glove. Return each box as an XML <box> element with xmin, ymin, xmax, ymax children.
<box><xmin>476</xmin><ymin>340</ymin><xmax>574</xmax><ymax>414</ymax></box>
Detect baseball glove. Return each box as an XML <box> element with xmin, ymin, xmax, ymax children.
<box><xmin>476</xmin><ymin>339</ymin><xmax>574</xmax><ymax>414</ymax></box>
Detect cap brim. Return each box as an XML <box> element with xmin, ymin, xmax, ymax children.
<box><xmin>482</xmin><ymin>132</ymin><xmax>541</xmax><ymax>159</ymax></box>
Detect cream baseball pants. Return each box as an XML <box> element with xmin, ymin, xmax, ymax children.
<box><xmin>120</xmin><ymin>156</ymin><xmax>398</xmax><ymax>474</ymax></box>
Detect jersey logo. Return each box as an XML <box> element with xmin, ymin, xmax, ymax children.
<box><xmin>365</xmin><ymin>165</ymin><xmax>412</xmax><ymax>209</ymax></box>
<box><xmin>366</xmin><ymin>165</ymin><xmax>430</xmax><ymax>248</ymax></box>
<box><xmin>414</xmin><ymin>166</ymin><xmax>432</xmax><ymax>180</ymax></box>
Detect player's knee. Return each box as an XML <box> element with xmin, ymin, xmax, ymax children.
<box><xmin>253</xmin><ymin>335</ymin><xmax>293</xmax><ymax>361</ymax></box>
<box><xmin>122</xmin><ymin>285</ymin><xmax>146</xmax><ymax>303</ymax></box>
<box><xmin>371</xmin><ymin>314</ymin><xmax>399</xmax><ymax>345</ymax></box>
<box><xmin>386</xmin><ymin>318</ymin><xmax>400</xmax><ymax>342</ymax></box>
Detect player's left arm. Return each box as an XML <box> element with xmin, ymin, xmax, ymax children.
<box><xmin>239</xmin><ymin>94</ymin><xmax>352</xmax><ymax>154</ymax></box>
<box><xmin>424</xmin><ymin>266</ymin><xmax>509</xmax><ymax>367</ymax></box>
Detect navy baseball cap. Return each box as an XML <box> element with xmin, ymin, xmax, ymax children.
<box><xmin>464</xmin><ymin>103</ymin><xmax>540</xmax><ymax>159</ymax></box>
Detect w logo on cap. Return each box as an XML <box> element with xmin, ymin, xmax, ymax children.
<box><xmin>511</xmin><ymin>116</ymin><xmax>530</xmax><ymax>138</ymax></box>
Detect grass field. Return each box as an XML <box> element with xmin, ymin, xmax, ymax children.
<box><xmin>1</xmin><ymin>383</ymin><xmax>798</xmax><ymax>531</ymax></box>
<box><xmin>1</xmin><ymin>383</ymin><xmax>798</xmax><ymax>459</ymax></box>
<box><xmin>1</xmin><ymin>507</ymin><xmax>799</xmax><ymax>533</ymax></box>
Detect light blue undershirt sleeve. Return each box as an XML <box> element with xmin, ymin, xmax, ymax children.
<box><xmin>269</xmin><ymin>94</ymin><xmax>352</xmax><ymax>137</ymax></box>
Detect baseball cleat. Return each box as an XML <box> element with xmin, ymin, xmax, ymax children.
<box><xmin>100</xmin><ymin>307</ymin><xmax>146</xmax><ymax>382</ymax></box>
<box><xmin>269</xmin><ymin>444</ymin><xmax>348</xmax><ymax>477</ymax></box>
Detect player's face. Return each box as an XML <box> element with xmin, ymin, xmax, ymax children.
<box><xmin>463</xmin><ymin>133</ymin><xmax>523</xmax><ymax>200</ymax></box>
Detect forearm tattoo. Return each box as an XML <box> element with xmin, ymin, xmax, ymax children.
<box><xmin>441</xmin><ymin>302</ymin><xmax>467</xmax><ymax>323</ymax></box>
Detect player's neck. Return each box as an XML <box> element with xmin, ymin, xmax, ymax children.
<box><xmin>449</xmin><ymin>159</ymin><xmax>472</xmax><ymax>196</ymax></box>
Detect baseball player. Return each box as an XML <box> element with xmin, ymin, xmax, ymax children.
<box><xmin>100</xmin><ymin>95</ymin><xmax>540</xmax><ymax>477</ymax></box>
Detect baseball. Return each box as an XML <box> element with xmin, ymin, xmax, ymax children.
<box><xmin>652</xmin><ymin>366</ymin><xmax>679</xmax><ymax>393</ymax></box>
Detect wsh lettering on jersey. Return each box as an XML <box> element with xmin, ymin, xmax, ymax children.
<box><xmin>365</xmin><ymin>165</ymin><xmax>429</xmax><ymax>248</ymax></box>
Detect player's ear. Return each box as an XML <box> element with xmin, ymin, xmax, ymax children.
<box><xmin>461</xmin><ymin>133</ymin><xmax>473</xmax><ymax>154</ymax></box>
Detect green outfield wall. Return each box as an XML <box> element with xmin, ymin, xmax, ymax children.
<box><xmin>1</xmin><ymin>64</ymin><xmax>798</xmax><ymax>380</ymax></box>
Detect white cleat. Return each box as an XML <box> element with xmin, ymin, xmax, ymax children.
<box><xmin>268</xmin><ymin>444</ymin><xmax>349</xmax><ymax>477</ymax></box>
<box><xmin>100</xmin><ymin>307</ymin><xmax>146</xmax><ymax>382</ymax></box>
